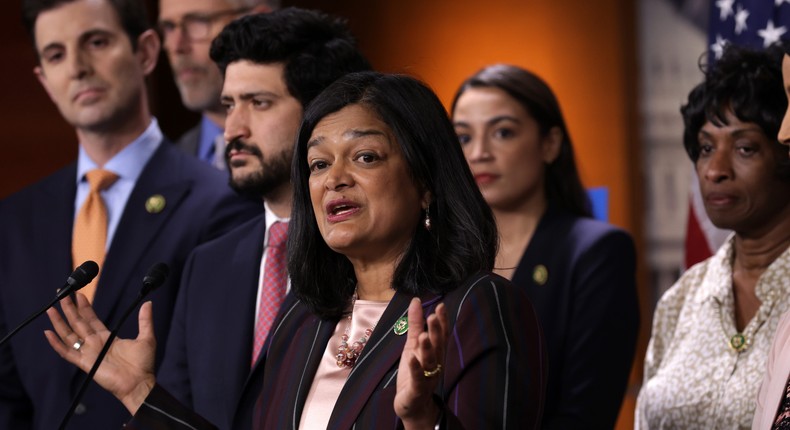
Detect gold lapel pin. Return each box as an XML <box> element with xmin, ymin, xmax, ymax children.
<box><xmin>393</xmin><ymin>316</ymin><xmax>409</xmax><ymax>335</ymax></box>
<box><xmin>532</xmin><ymin>264</ymin><xmax>548</xmax><ymax>285</ymax></box>
<box><xmin>145</xmin><ymin>194</ymin><xmax>166</xmax><ymax>214</ymax></box>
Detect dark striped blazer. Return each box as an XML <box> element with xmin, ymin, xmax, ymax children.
<box><xmin>130</xmin><ymin>272</ymin><xmax>546</xmax><ymax>429</ymax></box>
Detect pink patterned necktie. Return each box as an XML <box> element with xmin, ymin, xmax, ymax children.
<box><xmin>252</xmin><ymin>221</ymin><xmax>288</xmax><ymax>365</ymax></box>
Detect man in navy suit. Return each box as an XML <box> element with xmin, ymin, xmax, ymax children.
<box><xmin>156</xmin><ymin>9</ymin><xmax>371</xmax><ymax>429</ymax></box>
<box><xmin>0</xmin><ymin>0</ymin><xmax>260</xmax><ymax>428</ymax></box>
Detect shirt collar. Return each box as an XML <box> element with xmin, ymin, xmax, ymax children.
<box><xmin>264</xmin><ymin>201</ymin><xmax>290</xmax><ymax>232</ymax></box>
<box><xmin>76</xmin><ymin>118</ymin><xmax>163</xmax><ymax>184</ymax></box>
<box><xmin>198</xmin><ymin>115</ymin><xmax>224</xmax><ymax>160</ymax></box>
<box><xmin>698</xmin><ymin>233</ymin><xmax>790</xmax><ymax>305</ymax></box>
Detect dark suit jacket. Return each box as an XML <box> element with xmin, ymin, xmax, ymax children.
<box><xmin>157</xmin><ymin>214</ymin><xmax>269</xmax><ymax>429</ymax></box>
<box><xmin>512</xmin><ymin>205</ymin><xmax>639</xmax><ymax>429</ymax></box>
<box><xmin>175</xmin><ymin>123</ymin><xmax>201</xmax><ymax>158</ymax></box>
<box><xmin>0</xmin><ymin>141</ymin><xmax>261</xmax><ymax>430</ymax></box>
<box><xmin>128</xmin><ymin>272</ymin><xmax>547</xmax><ymax>429</ymax></box>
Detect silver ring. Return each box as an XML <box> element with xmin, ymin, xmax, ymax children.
<box><xmin>72</xmin><ymin>339</ymin><xmax>84</xmax><ymax>351</ymax></box>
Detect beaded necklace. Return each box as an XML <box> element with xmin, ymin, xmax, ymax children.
<box><xmin>336</xmin><ymin>291</ymin><xmax>376</xmax><ymax>368</ymax></box>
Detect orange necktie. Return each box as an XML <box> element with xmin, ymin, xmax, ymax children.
<box><xmin>72</xmin><ymin>169</ymin><xmax>118</xmax><ymax>302</ymax></box>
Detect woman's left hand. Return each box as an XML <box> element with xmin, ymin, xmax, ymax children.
<box><xmin>395</xmin><ymin>298</ymin><xmax>448</xmax><ymax>429</ymax></box>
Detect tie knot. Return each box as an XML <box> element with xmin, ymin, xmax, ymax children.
<box><xmin>268</xmin><ymin>221</ymin><xmax>288</xmax><ymax>248</ymax></box>
<box><xmin>85</xmin><ymin>169</ymin><xmax>119</xmax><ymax>192</ymax></box>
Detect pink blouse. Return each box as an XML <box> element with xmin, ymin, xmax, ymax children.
<box><xmin>299</xmin><ymin>299</ymin><xmax>388</xmax><ymax>429</ymax></box>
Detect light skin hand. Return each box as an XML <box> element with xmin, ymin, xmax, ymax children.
<box><xmin>395</xmin><ymin>298</ymin><xmax>449</xmax><ymax>429</ymax></box>
<box><xmin>44</xmin><ymin>292</ymin><xmax>157</xmax><ymax>414</ymax></box>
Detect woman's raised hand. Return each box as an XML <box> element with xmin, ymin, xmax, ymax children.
<box><xmin>44</xmin><ymin>292</ymin><xmax>157</xmax><ymax>414</ymax></box>
<box><xmin>395</xmin><ymin>298</ymin><xmax>449</xmax><ymax>429</ymax></box>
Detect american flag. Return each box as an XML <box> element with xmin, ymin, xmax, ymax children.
<box><xmin>684</xmin><ymin>0</ymin><xmax>790</xmax><ymax>268</ymax></box>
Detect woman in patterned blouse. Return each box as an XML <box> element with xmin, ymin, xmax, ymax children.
<box><xmin>636</xmin><ymin>44</ymin><xmax>790</xmax><ymax>429</ymax></box>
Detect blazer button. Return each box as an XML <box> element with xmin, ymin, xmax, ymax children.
<box><xmin>74</xmin><ymin>403</ymin><xmax>87</xmax><ymax>415</ymax></box>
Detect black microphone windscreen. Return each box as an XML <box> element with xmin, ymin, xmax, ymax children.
<box><xmin>141</xmin><ymin>263</ymin><xmax>169</xmax><ymax>295</ymax></box>
<box><xmin>67</xmin><ymin>261</ymin><xmax>99</xmax><ymax>289</ymax></box>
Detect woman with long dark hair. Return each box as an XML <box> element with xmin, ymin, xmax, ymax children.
<box><xmin>44</xmin><ymin>72</ymin><xmax>547</xmax><ymax>429</ymax></box>
<box><xmin>452</xmin><ymin>64</ymin><xmax>639</xmax><ymax>429</ymax></box>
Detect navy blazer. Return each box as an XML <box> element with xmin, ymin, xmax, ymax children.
<box><xmin>0</xmin><ymin>141</ymin><xmax>261</xmax><ymax>430</ymax></box>
<box><xmin>157</xmin><ymin>214</ymin><xmax>269</xmax><ymax>429</ymax></box>
<box><xmin>511</xmin><ymin>205</ymin><xmax>639</xmax><ymax>429</ymax></box>
<box><xmin>129</xmin><ymin>272</ymin><xmax>547</xmax><ymax>429</ymax></box>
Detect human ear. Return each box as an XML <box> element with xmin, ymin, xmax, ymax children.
<box><xmin>542</xmin><ymin>126</ymin><xmax>562</xmax><ymax>164</ymax></box>
<box><xmin>135</xmin><ymin>29</ymin><xmax>160</xmax><ymax>76</ymax></box>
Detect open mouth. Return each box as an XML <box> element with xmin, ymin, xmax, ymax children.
<box><xmin>329</xmin><ymin>202</ymin><xmax>358</xmax><ymax>215</ymax></box>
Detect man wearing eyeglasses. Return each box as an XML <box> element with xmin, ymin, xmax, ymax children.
<box><xmin>158</xmin><ymin>0</ymin><xmax>277</xmax><ymax>169</ymax></box>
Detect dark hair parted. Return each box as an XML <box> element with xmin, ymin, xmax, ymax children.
<box><xmin>452</xmin><ymin>64</ymin><xmax>592</xmax><ymax>218</ymax></box>
<box><xmin>210</xmin><ymin>8</ymin><xmax>372</xmax><ymax>109</ymax></box>
<box><xmin>289</xmin><ymin>72</ymin><xmax>499</xmax><ymax>319</ymax></box>
<box><xmin>22</xmin><ymin>0</ymin><xmax>151</xmax><ymax>51</ymax></box>
<box><xmin>682</xmin><ymin>44</ymin><xmax>788</xmax><ymax>167</ymax></box>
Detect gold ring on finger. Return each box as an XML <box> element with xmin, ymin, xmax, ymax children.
<box><xmin>423</xmin><ymin>363</ymin><xmax>442</xmax><ymax>378</ymax></box>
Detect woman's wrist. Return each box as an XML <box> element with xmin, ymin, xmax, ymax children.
<box><xmin>401</xmin><ymin>395</ymin><xmax>442</xmax><ymax>430</ymax></box>
<box><xmin>120</xmin><ymin>374</ymin><xmax>156</xmax><ymax>415</ymax></box>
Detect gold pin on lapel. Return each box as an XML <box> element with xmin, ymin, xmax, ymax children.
<box><xmin>393</xmin><ymin>316</ymin><xmax>409</xmax><ymax>335</ymax></box>
<box><xmin>532</xmin><ymin>264</ymin><xmax>548</xmax><ymax>285</ymax></box>
<box><xmin>145</xmin><ymin>194</ymin><xmax>166</xmax><ymax>214</ymax></box>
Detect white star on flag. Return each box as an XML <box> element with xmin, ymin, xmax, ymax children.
<box><xmin>716</xmin><ymin>0</ymin><xmax>736</xmax><ymax>20</ymax></box>
<box><xmin>734</xmin><ymin>6</ymin><xmax>749</xmax><ymax>34</ymax></box>
<box><xmin>711</xmin><ymin>34</ymin><xmax>728</xmax><ymax>59</ymax></box>
<box><xmin>776</xmin><ymin>0</ymin><xmax>790</xmax><ymax>7</ymax></box>
<box><xmin>758</xmin><ymin>20</ymin><xmax>787</xmax><ymax>47</ymax></box>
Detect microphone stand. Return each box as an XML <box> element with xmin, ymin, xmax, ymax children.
<box><xmin>58</xmin><ymin>263</ymin><xmax>168</xmax><ymax>430</ymax></box>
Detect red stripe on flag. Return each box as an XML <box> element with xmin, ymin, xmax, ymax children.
<box><xmin>684</xmin><ymin>202</ymin><xmax>713</xmax><ymax>269</ymax></box>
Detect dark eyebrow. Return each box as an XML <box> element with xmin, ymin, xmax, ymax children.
<box><xmin>486</xmin><ymin>115</ymin><xmax>520</xmax><ymax>127</ymax></box>
<box><xmin>306</xmin><ymin>136</ymin><xmax>324</xmax><ymax>150</ymax></box>
<box><xmin>39</xmin><ymin>29</ymin><xmax>112</xmax><ymax>58</ymax></box>
<box><xmin>344</xmin><ymin>129</ymin><xmax>386</xmax><ymax>140</ymax></box>
<box><xmin>453</xmin><ymin>115</ymin><xmax>520</xmax><ymax>128</ymax></box>
<box><xmin>307</xmin><ymin>128</ymin><xmax>388</xmax><ymax>151</ymax></box>
<box><xmin>220</xmin><ymin>91</ymin><xmax>278</xmax><ymax>102</ymax></box>
<box><xmin>698</xmin><ymin>125</ymin><xmax>765</xmax><ymax>138</ymax></box>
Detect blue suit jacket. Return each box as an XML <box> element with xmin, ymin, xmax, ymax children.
<box><xmin>511</xmin><ymin>205</ymin><xmax>639</xmax><ymax>429</ymax></box>
<box><xmin>0</xmin><ymin>142</ymin><xmax>261</xmax><ymax>430</ymax></box>
<box><xmin>128</xmin><ymin>272</ymin><xmax>547</xmax><ymax>429</ymax></box>
<box><xmin>157</xmin><ymin>214</ymin><xmax>269</xmax><ymax>429</ymax></box>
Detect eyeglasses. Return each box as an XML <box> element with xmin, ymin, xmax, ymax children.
<box><xmin>158</xmin><ymin>7</ymin><xmax>251</xmax><ymax>42</ymax></box>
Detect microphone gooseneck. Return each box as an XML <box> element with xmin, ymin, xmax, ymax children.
<box><xmin>0</xmin><ymin>261</ymin><xmax>99</xmax><ymax>348</ymax></box>
<box><xmin>58</xmin><ymin>263</ymin><xmax>169</xmax><ymax>430</ymax></box>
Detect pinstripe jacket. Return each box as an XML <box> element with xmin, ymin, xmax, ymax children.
<box><xmin>130</xmin><ymin>272</ymin><xmax>546</xmax><ymax>429</ymax></box>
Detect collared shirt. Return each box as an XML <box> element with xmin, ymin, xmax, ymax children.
<box><xmin>636</xmin><ymin>235</ymin><xmax>790</xmax><ymax>430</ymax></box>
<box><xmin>74</xmin><ymin>118</ymin><xmax>163</xmax><ymax>249</ymax></box>
<box><xmin>197</xmin><ymin>115</ymin><xmax>224</xmax><ymax>164</ymax></box>
<box><xmin>253</xmin><ymin>202</ymin><xmax>292</xmax><ymax>323</ymax></box>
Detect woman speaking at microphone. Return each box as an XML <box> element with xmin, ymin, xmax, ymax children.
<box><xmin>43</xmin><ymin>71</ymin><xmax>547</xmax><ymax>429</ymax></box>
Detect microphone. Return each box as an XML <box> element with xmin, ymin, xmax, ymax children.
<box><xmin>0</xmin><ymin>261</ymin><xmax>99</xmax><ymax>347</ymax></box>
<box><xmin>59</xmin><ymin>263</ymin><xmax>169</xmax><ymax>430</ymax></box>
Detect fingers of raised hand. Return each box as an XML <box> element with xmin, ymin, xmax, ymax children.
<box><xmin>406</xmin><ymin>298</ymin><xmax>424</xmax><ymax>342</ymax></box>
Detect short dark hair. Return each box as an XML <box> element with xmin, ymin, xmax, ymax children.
<box><xmin>682</xmin><ymin>44</ymin><xmax>788</xmax><ymax>164</ymax></box>
<box><xmin>289</xmin><ymin>72</ymin><xmax>499</xmax><ymax>319</ymax></box>
<box><xmin>452</xmin><ymin>64</ymin><xmax>592</xmax><ymax>218</ymax></box>
<box><xmin>22</xmin><ymin>0</ymin><xmax>151</xmax><ymax>50</ymax></box>
<box><xmin>210</xmin><ymin>7</ymin><xmax>372</xmax><ymax>109</ymax></box>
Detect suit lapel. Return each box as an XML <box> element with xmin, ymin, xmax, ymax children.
<box><xmin>92</xmin><ymin>144</ymin><xmax>191</xmax><ymax>324</ymax></box>
<box><xmin>225</xmin><ymin>218</ymin><xmax>265</xmax><ymax>401</ymax></box>
<box><xmin>290</xmin><ymin>315</ymin><xmax>336</xmax><ymax>428</ymax></box>
<box><xmin>327</xmin><ymin>291</ymin><xmax>440</xmax><ymax>429</ymax></box>
<box><xmin>36</xmin><ymin>166</ymin><xmax>77</xmax><ymax>288</ymax></box>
